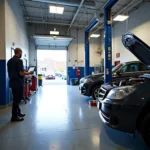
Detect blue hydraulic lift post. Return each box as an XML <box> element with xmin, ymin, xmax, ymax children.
<box><xmin>85</xmin><ymin>18</ymin><xmax>99</xmax><ymax>76</ymax></box>
<box><xmin>104</xmin><ymin>0</ymin><xmax>119</xmax><ymax>83</ymax></box>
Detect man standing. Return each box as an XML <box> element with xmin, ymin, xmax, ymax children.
<box><xmin>7</xmin><ymin>48</ymin><xmax>33</xmax><ymax>122</ymax></box>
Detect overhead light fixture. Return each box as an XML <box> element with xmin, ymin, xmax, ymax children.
<box><xmin>113</xmin><ymin>15</ymin><xmax>129</xmax><ymax>21</ymax></box>
<box><xmin>50</xmin><ymin>28</ymin><xmax>59</xmax><ymax>35</ymax></box>
<box><xmin>90</xmin><ymin>34</ymin><xmax>100</xmax><ymax>38</ymax></box>
<box><xmin>49</xmin><ymin>6</ymin><xmax>64</xmax><ymax>14</ymax></box>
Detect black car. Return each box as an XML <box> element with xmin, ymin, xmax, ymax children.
<box><xmin>97</xmin><ymin>33</ymin><xmax>150</xmax><ymax>148</ymax></box>
<box><xmin>79</xmin><ymin>61</ymin><xmax>150</xmax><ymax>99</ymax></box>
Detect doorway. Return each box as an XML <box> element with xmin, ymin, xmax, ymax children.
<box><xmin>37</xmin><ymin>50</ymin><xmax>67</xmax><ymax>85</ymax></box>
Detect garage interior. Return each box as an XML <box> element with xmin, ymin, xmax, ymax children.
<box><xmin>0</xmin><ymin>0</ymin><xmax>150</xmax><ymax>150</ymax></box>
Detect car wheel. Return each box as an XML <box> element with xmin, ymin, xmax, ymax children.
<box><xmin>92</xmin><ymin>87</ymin><xmax>100</xmax><ymax>100</ymax></box>
<box><xmin>140</xmin><ymin>113</ymin><xmax>150</xmax><ymax>148</ymax></box>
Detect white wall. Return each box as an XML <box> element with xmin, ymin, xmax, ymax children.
<box><xmin>29</xmin><ymin>38</ymin><xmax>37</xmax><ymax>66</ymax></box>
<box><xmin>5</xmin><ymin>0</ymin><xmax>29</xmax><ymax>63</ymax></box>
<box><xmin>90</xmin><ymin>37</ymin><xmax>102</xmax><ymax>66</ymax></box>
<box><xmin>28</xmin><ymin>24</ymin><xmax>103</xmax><ymax>68</ymax></box>
<box><xmin>68</xmin><ymin>28</ymin><xmax>102</xmax><ymax>67</ymax></box>
<box><xmin>0</xmin><ymin>0</ymin><xmax>5</xmax><ymax>60</ymax></box>
<box><xmin>112</xmin><ymin>3</ymin><xmax>150</xmax><ymax>64</ymax></box>
<box><xmin>68</xmin><ymin>29</ymin><xmax>85</xmax><ymax>67</ymax></box>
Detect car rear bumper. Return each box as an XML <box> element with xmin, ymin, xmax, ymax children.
<box><xmin>46</xmin><ymin>77</ymin><xmax>55</xmax><ymax>79</ymax></box>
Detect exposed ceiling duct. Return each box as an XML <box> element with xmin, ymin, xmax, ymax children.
<box><xmin>68</xmin><ymin>0</ymin><xmax>85</xmax><ymax>32</ymax></box>
<box><xmin>31</xmin><ymin>0</ymin><xmax>96</xmax><ymax>9</ymax></box>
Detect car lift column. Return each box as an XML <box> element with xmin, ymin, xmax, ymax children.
<box><xmin>85</xmin><ymin>18</ymin><xmax>99</xmax><ymax>76</ymax></box>
<box><xmin>104</xmin><ymin>0</ymin><xmax>119</xmax><ymax>83</ymax></box>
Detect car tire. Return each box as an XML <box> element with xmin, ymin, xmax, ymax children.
<box><xmin>92</xmin><ymin>87</ymin><xmax>100</xmax><ymax>100</ymax></box>
<box><xmin>140</xmin><ymin>113</ymin><xmax>150</xmax><ymax>148</ymax></box>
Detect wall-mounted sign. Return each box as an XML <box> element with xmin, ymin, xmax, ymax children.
<box><xmin>116</xmin><ymin>53</ymin><xmax>120</xmax><ymax>58</ymax></box>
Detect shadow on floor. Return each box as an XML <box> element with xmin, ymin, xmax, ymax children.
<box><xmin>99</xmin><ymin>124</ymin><xmax>149</xmax><ymax>150</ymax></box>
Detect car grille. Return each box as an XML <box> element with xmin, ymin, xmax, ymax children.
<box><xmin>98</xmin><ymin>87</ymin><xmax>107</xmax><ymax>100</ymax></box>
<box><xmin>101</xmin><ymin>110</ymin><xmax>110</xmax><ymax>122</ymax></box>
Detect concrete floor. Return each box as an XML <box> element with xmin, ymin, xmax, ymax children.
<box><xmin>43</xmin><ymin>77</ymin><xmax>66</xmax><ymax>85</ymax></box>
<box><xmin>0</xmin><ymin>85</ymin><xmax>148</xmax><ymax>150</ymax></box>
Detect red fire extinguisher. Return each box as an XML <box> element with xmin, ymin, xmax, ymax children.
<box><xmin>76</xmin><ymin>69</ymin><xmax>81</xmax><ymax>77</ymax></box>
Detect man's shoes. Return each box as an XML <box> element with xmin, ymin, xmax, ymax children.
<box><xmin>11</xmin><ymin>116</ymin><xmax>24</xmax><ymax>122</ymax></box>
<box><xmin>19</xmin><ymin>113</ymin><xmax>26</xmax><ymax>117</ymax></box>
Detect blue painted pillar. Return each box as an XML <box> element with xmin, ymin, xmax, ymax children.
<box><xmin>85</xmin><ymin>18</ymin><xmax>99</xmax><ymax>76</ymax></box>
<box><xmin>85</xmin><ymin>32</ymin><xmax>90</xmax><ymax>76</ymax></box>
<box><xmin>104</xmin><ymin>0</ymin><xmax>119</xmax><ymax>83</ymax></box>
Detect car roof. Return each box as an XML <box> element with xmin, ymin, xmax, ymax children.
<box><xmin>123</xmin><ymin>61</ymin><xmax>142</xmax><ymax>65</ymax></box>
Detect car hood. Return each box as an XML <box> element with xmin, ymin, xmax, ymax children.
<box><xmin>84</xmin><ymin>73</ymin><xmax>104</xmax><ymax>80</ymax></box>
<box><xmin>122</xmin><ymin>33</ymin><xmax>150</xmax><ymax>67</ymax></box>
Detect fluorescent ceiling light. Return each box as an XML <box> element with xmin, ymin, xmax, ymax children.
<box><xmin>90</xmin><ymin>34</ymin><xmax>100</xmax><ymax>38</ymax></box>
<box><xmin>50</xmin><ymin>31</ymin><xmax>59</xmax><ymax>35</ymax></box>
<box><xmin>113</xmin><ymin>15</ymin><xmax>129</xmax><ymax>21</ymax></box>
<box><xmin>49</xmin><ymin>6</ymin><xmax>64</xmax><ymax>14</ymax></box>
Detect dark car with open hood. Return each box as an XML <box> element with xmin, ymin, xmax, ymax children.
<box><xmin>97</xmin><ymin>33</ymin><xmax>150</xmax><ymax>148</ymax></box>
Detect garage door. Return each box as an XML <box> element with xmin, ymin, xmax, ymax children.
<box><xmin>33</xmin><ymin>35</ymin><xmax>73</xmax><ymax>50</ymax></box>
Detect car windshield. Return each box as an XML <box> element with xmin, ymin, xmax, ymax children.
<box><xmin>112</xmin><ymin>64</ymin><xmax>123</xmax><ymax>73</ymax></box>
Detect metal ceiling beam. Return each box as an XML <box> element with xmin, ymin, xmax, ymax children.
<box><xmin>68</xmin><ymin>0</ymin><xmax>85</xmax><ymax>33</ymax></box>
<box><xmin>31</xmin><ymin>0</ymin><xmax>96</xmax><ymax>9</ymax></box>
<box><xmin>92</xmin><ymin>0</ymin><xmax>144</xmax><ymax>33</ymax></box>
<box><xmin>26</xmin><ymin>20</ymin><xmax>87</xmax><ymax>28</ymax></box>
<box><xmin>25</xmin><ymin>16</ymin><xmax>72</xmax><ymax>22</ymax></box>
<box><xmin>21</xmin><ymin>0</ymin><xmax>29</xmax><ymax>18</ymax></box>
<box><xmin>113</xmin><ymin>0</ymin><xmax>141</xmax><ymax>18</ymax></box>
<box><xmin>86</xmin><ymin>0</ymin><xmax>108</xmax><ymax>29</ymax></box>
<box><xmin>20</xmin><ymin>4</ymin><xmax>94</xmax><ymax>16</ymax></box>
<box><xmin>77</xmin><ymin>8</ymin><xmax>87</xmax><ymax>23</ymax></box>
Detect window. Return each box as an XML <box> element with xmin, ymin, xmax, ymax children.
<box><xmin>138</xmin><ymin>63</ymin><xmax>148</xmax><ymax>71</ymax></box>
<box><xmin>122</xmin><ymin>65</ymin><xmax>128</xmax><ymax>72</ymax></box>
<box><xmin>112</xmin><ymin>64</ymin><xmax>123</xmax><ymax>73</ymax></box>
<box><xmin>130</xmin><ymin>64</ymin><xmax>138</xmax><ymax>72</ymax></box>
<box><xmin>122</xmin><ymin>63</ymin><xmax>138</xmax><ymax>73</ymax></box>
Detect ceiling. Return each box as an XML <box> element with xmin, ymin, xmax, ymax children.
<box><xmin>21</xmin><ymin>0</ymin><xmax>147</xmax><ymax>50</ymax></box>
<box><xmin>33</xmin><ymin>35</ymin><xmax>73</xmax><ymax>50</ymax></box>
<box><xmin>20</xmin><ymin>0</ymin><xmax>147</xmax><ymax>31</ymax></box>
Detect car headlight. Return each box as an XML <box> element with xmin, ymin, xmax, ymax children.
<box><xmin>107</xmin><ymin>86</ymin><xmax>136</xmax><ymax>100</ymax></box>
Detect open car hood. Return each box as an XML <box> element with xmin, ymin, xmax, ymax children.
<box><xmin>122</xmin><ymin>33</ymin><xmax>150</xmax><ymax>67</ymax></box>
